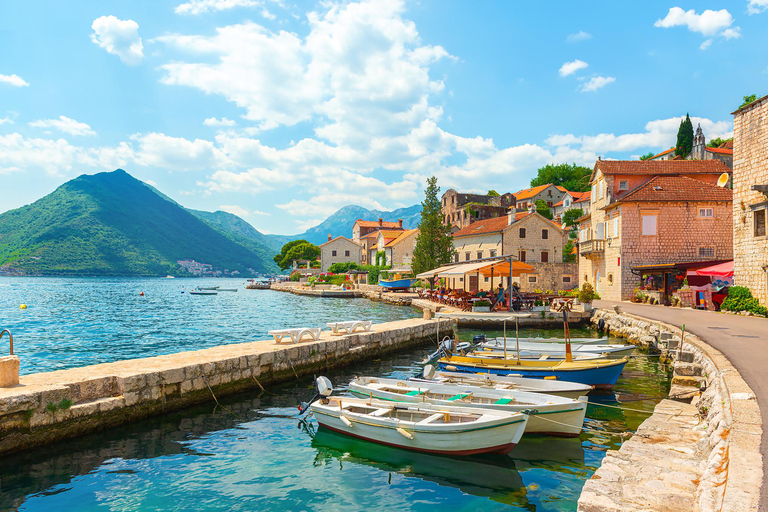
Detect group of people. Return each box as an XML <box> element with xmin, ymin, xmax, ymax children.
<box><xmin>432</xmin><ymin>281</ymin><xmax>523</xmax><ymax>311</ymax></box>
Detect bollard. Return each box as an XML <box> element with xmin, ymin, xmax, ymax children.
<box><xmin>423</xmin><ymin>308</ymin><xmax>433</xmax><ymax>320</ymax></box>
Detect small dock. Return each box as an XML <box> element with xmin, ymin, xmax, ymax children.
<box><xmin>0</xmin><ymin>317</ymin><xmax>453</xmax><ymax>456</ymax></box>
<box><xmin>270</xmin><ymin>282</ymin><xmax>362</xmax><ymax>298</ymax></box>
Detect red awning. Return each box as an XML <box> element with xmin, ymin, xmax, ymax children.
<box><xmin>695</xmin><ymin>261</ymin><xmax>733</xmax><ymax>278</ymax></box>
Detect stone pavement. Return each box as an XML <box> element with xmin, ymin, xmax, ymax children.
<box><xmin>595</xmin><ymin>300</ymin><xmax>768</xmax><ymax>511</ymax></box>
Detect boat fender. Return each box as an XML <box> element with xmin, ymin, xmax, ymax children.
<box><xmin>140</xmin><ymin>292</ymin><xmax>144</xmax><ymax>296</ymax></box>
<box><xmin>396</xmin><ymin>428</ymin><xmax>414</xmax><ymax>439</ymax></box>
<box><xmin>340</xmin><ymin>415</ymin><xmax>353</xmax><ymax>428</ymax></box>
<box><xmin>445</xmin><ymin>365</ymin><xmax>458</xmax><ymax>371</ymax></box>
<box><xmin>19</xmin><ymin>304</ymin><xmax>27</xmax><ymax>309</ymax></box>
<box><xmin>597</xmin><ymin>318</ymin><xmax>606</xmax><ymax>331</ymax></box>
<box><xmin>543</xmin><ymin>376</ymin><xmax>557</xmax><ymax>380</ymax></box>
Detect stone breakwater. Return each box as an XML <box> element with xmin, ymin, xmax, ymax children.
<box><xmin>578</xmin><ymin>309</ymin><xmax>762</xmax><ymax>512</ymax></box>
<box><xmin>0</xmin><ymin>317</ymin><xmax>453</xmax><ymax>456</ymax></box>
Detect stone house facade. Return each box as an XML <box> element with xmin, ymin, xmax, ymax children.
<box><xmin>578</xmin><ymin>159</ymin><xmax>733</xmax><ymax>301</ymax></box>
<box><xmin>319</xmin><ymin>235</ymin><xmax>362</xmax><ymax>272</ymax></box>
<box><xmin>441</xmin><ymin>189</ymin><xmax>515</xmax><ymax>230</ymax></box>
<box><xmin>373</xmin><ymin>230</ymin><xmax>407</xmax><ymax>265</ymax></box>
<box><xmin>552</xmin><ymin>191</ymin><xmax>591</xmax><ymax>221</ymax></box>
<box><xmin>352</xmin><ymin>219</ymin><xmax>405</xmax><ymax>265</ymax></box>
<box><xmin>384</xmin><ymin>228</ymin><xmax>419</xmax><ymax>270</ymax></box>
<box><xmin>513</xmin><ymin>184</ymin><xmax>568</xmax><ymax>211</ymax></box>
<box><xmin>690</xmin><ymin>124</ymin><xmax>734</xmax><ymax>169</ymax></box>
<box><xmin>732</xmin><ymin>93</ymin><xmax>768</xmax><ymax>306</ymax></box>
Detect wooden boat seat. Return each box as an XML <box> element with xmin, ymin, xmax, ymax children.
<box><xmin>447</xmin><ymin>393</ymin><xmax>469</xmax><ymax>401</ymax></box>
<box><xmin>405</xmin><ymin>390</ymin><xmax>424</xmax><ymax>396</ymax></box>
<box><xmin>494</xmin><ymin>397</ymin><xmax>515</xmax><ymax>405</ymax></box>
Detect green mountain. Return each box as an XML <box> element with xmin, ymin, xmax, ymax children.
<box><xmin>0</xmin><ymin>169</ymin><xmax>274</xmax><ymax>276</ymax></box>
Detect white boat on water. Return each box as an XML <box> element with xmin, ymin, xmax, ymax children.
<box><xmin>217</xmin><ymin>288</ymin><xmax>239</xmax><ymax>292</ymax></box>
<box><xmin>477</xmin><ymin>340</ymin><xmax>636</xmax><ymax>359</ymax></box>
<box><xmin>466</xmin><ymin>350</ymin><xmax>601</xmax><ymax>362</ymax></box>
<box><xmin>349</xmin><ymin>376</ymin><xmax>587</xmax><ymax>437</ymax></box>
<box><xmin>419</xmin><ymin>368</ymin><xmax>593</xmax><ymax>399</ymax></box>
<box><xmin>190</xmin><ymin>290</ymin><xmax>217</xmax><ymax>295</ymax></box>
<box><xmin>484</xmin><ymin>336</ymin><xmax>610</xmax><ymax>345</ymax></box>
<box><xmin>310</xmin><ymin>395</ymin><xmax>528</xmax><ymax>455</ymax></box>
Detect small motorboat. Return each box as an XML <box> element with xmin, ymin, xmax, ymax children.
<box><xmin>217</xmin><ymin>288</ymin><xmax>238</xmax><ymax>292</ymax></box>
<box><xmin>378</xmin><ymin>278</ymin><xmax>416</xmax><ymax>291</ymax></box>
<box><xmin>417</xmin><ymin>367</ymin><xmax>593</xmax><ymax>399</ymax></box>
<box><xmin>190</xmin><ymin>290</ymin><xmax>218</xmax><ymax>295</ymax></box>
<box><xmin>438</xmin><ymin>355</ymin><xmax>628</xmax><ymax>389</ymax></box>
<box><xmin>349</xmin><ymin>376</ymin><xmax>587</xmax><ymax>437</ymax></box>
<box><xmin>198</xmin><ymin>286</ymin><xmax>220</xmax><ymax>291</ymax></box>
<box><xmin>302</xmin><ymin>377</ymin><xmax>527</xmax><ymax>455</ymax></box>
<box><xmin>479</xmin><ymin>339</ymin><xmax>635</xmax><ymax>358</ymax></box>
<box><xmin>484</xmin><ymin>336</ymin><xmax>610</xmax><ymax>345</ymax></box>
<box><xmin>466</xmin><ymin>350</ymin><xmax>601</xmax><ymax>362</ymax></box>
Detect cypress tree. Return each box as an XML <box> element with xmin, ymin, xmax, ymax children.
<box><xmin>411</xmin><ymin>176</ymin><xmax>455</xmax><ymax>277</ymax></box>
<box><xmin>675</xmin><ymin>113</ymin><xmax>694</xmax><ymax>157</ymax></box>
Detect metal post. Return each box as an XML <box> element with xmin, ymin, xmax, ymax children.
<box><xmin>515</xmin><ymin>315</ymin><xmax>520</xmax><ymax>364</ymax></box>
<box><xmin>508</xmin><ymin>256</ymin><xmax>513</xmax><ymax>312</ymax></box>
<box><xmin>503</xmin><ymin>318</ymin><xmax>507</xmax><ymax>360</ymax></box>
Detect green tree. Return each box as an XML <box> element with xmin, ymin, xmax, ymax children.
<box><xmin>707</xmin><ymin>137</ymin><xmax>732</xmax><ymax>148</ymax></box>
<box><xmin>274</xmin><ymin>240</ymin><xmax>320</xmax><ymax>270</ymax></box>
<box><xmin>530</xmin><ymin>163</ymin><xmax>592</xmax><ymax>192</ymax></box>
<box><xmin>487</xmin><ymin>190</ymin><xmax>500</xmax><ymax>196</ymax></box>
<box><xmin>639</xmin><ymin>152</ymin><xmax>655</xmax><ymax>160</ymax></box>
<box><xmin>740</xmin><ymin>94</ymin><xmax>757</xmax><ymax>109</ymax></box>
<box><xmin>412</xmin><ymin>176</ymin><xmax>455</xmax><ymax>276</ymax></box>
<box><xmin>563</xmin><ymin>239</ymin><xmax>576</xmax><ymax>262</ymax></box>
<box><xmin>534</xmin><ymin>200</ymin><xmax>553</xmax><ymax>220</ymax></box>
<box><xmin>675</xmin><ymin>113</ymin><xmax>694</xmax><ymax>157</ymax></box>
<box><xmin>561</xmin><ymin>208</ymin><xmax>584</xmax><ymax>227</ymax></box>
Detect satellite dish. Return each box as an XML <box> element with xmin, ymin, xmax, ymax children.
<box><xmin>422</xmin><ymin>364</ymin><xmax>436</xmax><ymax>380</ymax></box>
<box><xmin>717</xmin><ymin>173</ymin><xmax>729</xmax><ymax>188</ymax></box>
<box><xmin>315</xmin><ymin>376</ymin><xmax>334</xmax><ymax>397</ymax></box>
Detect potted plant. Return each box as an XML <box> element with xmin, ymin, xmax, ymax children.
<box><xmin>532</xmin><ymin>299</ymin><xmax>549</xmax><ymax>312</ymax></box>
<box><xmin>677</xmin><ymin>277</ymin><xmax>694</xmax><ymax>308</ymax></box>
<box><xmin>578</xmin><ymin>282</ymin><xmax>596</xmax><ymax>312</ymax></box>
<box><xmin>472</xmin><ymin>299</ymin><xmax>491</xmax><ymax>312</ymax></box>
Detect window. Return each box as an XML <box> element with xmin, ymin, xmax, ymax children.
<box><xmin>754</xmin><ymin>209</ymin><xmax>766</xmax><ymax>237</ymax></box>
<box><xmin>332</xmin><ymin>250</ymin><xmax>337</xmax><ymax>256</ymax></box>
<box><xmin>565</xmin><ymin>199</ymin><xmax>571</xmax><ymax>207</ymax></box>
<box><xmin>484</xmin><ymin>277</ymin><xmax>489</xmax><ymax>282</ymax></box>
<box><xmin>541</xmin><ymin>251</ymin><xmax>549</xmax><ymax>263</ymax></box>
<box><xmin>699</xmin><ymin>247</ymin><xmax>715</xmax><ymax>258</ymax></box>
<box><xmin>489</xmin><ymin>250</ymin><xmax>497</xmax><ymax>257</ymax></box>
<box><xmin>584</xmin><ymin>274</ymin><xmax>589</xmax><ymax>283</ymax></box>
<box><xmin>563</xmin><ymin>276</ymin><xmax>571</xmax><ymax>283</ymax></box>
<box><xmin>619</xmin><ymin>180</ymin><xmax>628</xmax><ymax>190</ymax></box>
<box><xmin>699</xmin><ymin>208</ymin><xmax>714</xmax><ymax>218</ymax></box>
<box><xmin>465</xmin><ymin>252</ymin><xmax>470</xmax><ymax>261</ymax></box>
<box><xmin>547</xmin><ymin>201</ymin><xmax>553</xmax><ymax>207</ymax></box>
<box><xmin>641</xmin><ymin>214</ymin><xmax>657</xmax><ymax>235</ymax></box>
<box><xmin>542</xmin><ymin>229</ymin><xmax>549</xmax><ymax>239</ymax></box>
<box><xmin>548</xmin><ymin>189</ymin><xmax>552</xmax><ymax>197</ymax></box>
<box><xmin>344</xmin><ymin>250</ymin><xmax>350</xmax><ymax>257</ymax></box>
<box><xmin>608</xmin><ymin>273</ymin><xmax>613</xmax><ymax>284</ymax></box>
<box><xmin>612</xmin><ymin>217</ymin><xmax>619</xmax><ymax>237</ymax></box>
<box><xmin>454</xmin><ymin>253</ymin><xmax>459</xmax><ymax>263</ymax></box>
<box><xmin>519</xmin><ymin>250</ymin><xmax>526</xmax><ymax>262</ymax></box>
<box><xmin>528</xmin><ymin>276</ymin><xmax>537</xmax><ymax>283</ymax></box>
<box><xmin>519</xmin><ymin>228</ymin><xmax>526</xmax><ymax>238</ymax></box>
<box><xmin>477</xmin><ymin>251</ymin><xmax>483</xmax><ymax>260</ymax></box>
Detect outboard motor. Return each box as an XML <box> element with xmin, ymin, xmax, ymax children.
<box><xmin>597</xmin><ymin>318</ymin><xmax>606</xmax><ymax>332</ymax></box>
<box><xmin>421</xmin><ymin>364</ymin><xmax>437</xmax><ymax>380</ymax></box>
<box><xmin>298</xmin><ymin>376</ymin><xmax>333</xmax><ymax>415</ymax></box>
<box><xmin>472</xmin><ymin>334</ymin><xmax>487</xmax><ymax>344</ymax></box>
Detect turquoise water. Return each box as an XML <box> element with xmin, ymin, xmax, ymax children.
<box><xmin>0</xmin><ymin>278</ymin><xmax>672</xmax><ymax>511</ymax></box>
<box><xmin>0</xmin><ymin>277</ymin><xmax>419</xmax><ymax>375</ymax></box>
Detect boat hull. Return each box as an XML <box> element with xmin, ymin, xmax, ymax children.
<box><xmin>378</xmin><ymin>278</ymin><xmax>415</xmax><ymax>290</ymax></box>
<box><xmin>428</xmin><ymin>371</ymin><xmax>593</xmax><ymax>399</ymax></box>
<box><xmin>481</xmin><ymin>340</ymin><xmax>635</xmax><ymax>358</ymax></box>
<box><xmin>438</xmin><ymin>358</ymin><xmax>628</xmax><ymax>389</ymax></box>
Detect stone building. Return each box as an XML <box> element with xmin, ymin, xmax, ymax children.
<box><xmin>513</xmin><ymin>184</ymin><xmax>568</xmax><ymax>211</ymax></box>
<box><xmin>732</xmin><ymin>93</ymin><xmax>768</xmax><ymax>306</ymax></box>
<box><xmin>370</xmin><ymin>230</ymin><xmax>405</xmax><ymax>265</ymax></box>
<box><xmin>451</xmin><ymin>211</ymin><xmax>576</xmax><ymax>292</ymax></box>
<box><xmin>319</xmin><ymin>235</ymin><xmax>362</xmax><ymax>272</ymax></box>
<box><xmin>552</xmin><ymin>191</ymin><xmax>591</xmax><ymax>221</ymax></box>
<box><xmin>383</xmin><ymin>228</ymin><xmax>419</xmax><ymax>271</ymax></box>
<box><xmin>441</xmin><ymin>189</ymin><xmax>515</xmax><ymax>230</ymax></box>
<box><xmin>352</xmin><ymin>218</ymin><xmax>405</xmax><ymax>265</ymax></box>
<box><xmin>578</xmin><ymin>159</ymin><xmax>733</xmax><ymax>301</ymax></box>
<box><xmin>649</xmin><ymin>125</ymin><xmax>733</xmax><ymax>169</ymax></box>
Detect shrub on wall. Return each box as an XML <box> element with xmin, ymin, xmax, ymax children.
<box><xmin>721</xmin><ymin>286</ymin><xmax>768</xmax><ymax>317</ymax></box>
<box><xmin>289</xmin><ymin>271</ymin><xmax>301</xmax><ymax>282</ymax></box>
<box><xmin>328</xmin><ymin>262</ymin><xmax>360</xmax><ymax>273</ymax></box>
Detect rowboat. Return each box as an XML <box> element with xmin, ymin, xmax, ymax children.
<box><xmin>217</xmin><ymin>288</ymin><xmax>238</xmax><ymax>292</ymax></box>
<box><xmin>466</xmin><ymin>350</ymin><xmax>601</xmax><ymax>362</ymax></box>
<box><xmin>378</xmin><ymin>278</ymin><xmax>415</xmax><ymax>291</ymax></box>
<box><xmin>480</xmin><ymin>339</ymin><xmax>635</xmax><ymax>358</ymax></box>
<box><xmin>310</xmin><ymin>396</ymin><xmax>528</xmax><ymax>455</ymax></box>
<box><xmin>349</xmin><ymin>377</ymin><xmax>587</xmax><ymax>437</ymax></box>
<box><xmin>417</xmin><ymin>369</ymin><xmax>593</xmax><ymax>399</ymax></box>
<box><xmin>484</xmin><ymin>336</ymin><xmax>609</xmax><ymax>345</ymax></box>
<box><xmin>190</xmin><ymin>290</ymin><xmax>217</xmax><ymax>295</ymax></box>
<box><xmin>437</xmin><ymin>355</ymin><xmax>628</xmax><ymax>389</ymax></box>
<box><xmin>198</xmin><ymin>286</ymin><xmax>220</xmax><ymax>290</ymax></box>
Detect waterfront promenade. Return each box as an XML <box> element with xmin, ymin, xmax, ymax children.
<box><xmin>595</xmin><ymin>299</ymin><xmax>768</xmax><ymax>511</ymax></box>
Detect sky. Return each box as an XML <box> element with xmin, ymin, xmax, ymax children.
<box><xmin>0</xmin><ymin>1</ymin><xmax>766</xmax><ymax>235</ymax></box>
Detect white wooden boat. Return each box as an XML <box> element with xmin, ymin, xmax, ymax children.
<box><xmin>190</xmin><ymin>290</ymin><xmax>217</xmax><ymax>295</ymax></box>
<box><xmin>349</xmin><ymin>377</ymin><xmax>587</xmax><ymax>437</ymax></box>
<box><xmin>416</xmin><ymin>368</ymin><xmax>593</xmax><ymax>399</ymax></box>
<box><xmin>310</xmin><ymin>396</ymin><xmax>528</xmax><ymax>455</ymax></box>
<box><xmin>217</xmin><ymin>288</ymin><xmax>239</xmax><ymax>292</ymax></box>
<box><xmin>485</xmin><ymin>336</ymin><xmax>609</xmax><ymax>345</ymax></box>
<box><xmin>465</xmin><ymin>350</ymin><xmax>601</xmax><ymax>362</ymax></box>
<box><xmin>479</xmin><ymin>339</ymin><xmax>635</xmax><ymax>358</ymax></box>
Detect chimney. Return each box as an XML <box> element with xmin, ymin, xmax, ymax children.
<box><xmin>378</xmin><ymin>218</ymin><xmax>383</xmax><ymax>226</ymax></box>
<box><xmin>398</xmin><ymin>219</ymin><xmax>403</xmax><ymax>228</ymax></box>
<box><xmin>328</xmin><ymin>233</ymin><xmax>332</xmax><ymax>242</ymax></box>
<box><xmin>507</xmin><ymin>210</ymin><xmax>513</xmax><ymax>226</ymax></box>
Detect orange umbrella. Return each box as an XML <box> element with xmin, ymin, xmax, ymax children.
<box><xmin>478</xmin><ymin>260</ymin><xmax>534</xmax><ymax>278</ymax></box>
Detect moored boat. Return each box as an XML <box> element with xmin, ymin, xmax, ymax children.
<box><xmin>437</xmin><ymin>355</ymin><xmax>628</xmax><ymax>389</ymax></box>
<box><xmin>485</xmin><ymin>336</ymin><xmax>610</xmax><ymax>345</ymax></box>
<box><xmin>349</xmin><ymin>376</ymin><xmax>587</xmax><ymax>437</ymax></box>
<box><xmin>190</xmin><ymin>290</ymin><xmax>218</xmax><ymax>295</ymax></box>
<box><xmin>378</xmin><ymin>278</ymin><xmax>415</xmax><ymax>291</ymax></box>
<box><xmin>480</xmin><ymin>339</ymin><xmax>635</xmax><ymax>358</ymax></box>
<box><xmin>417</xmin><ymin>369</ymin><xmax>593</xmax><ymax>399</ymax></box>
<box><xmin>466</xmin><ymin>350</ymin><xmax>601</xmax><ymax>362</ymax></box>
<box><xmin>217</xmin><ymin>288</ymin><xmax>238</xmax><ymax>292</ymax></box>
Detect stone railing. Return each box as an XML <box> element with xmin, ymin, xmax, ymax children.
<box><xmin>579</xmin><ymin>239</ymin><xmax>605</xmax><ymax>257</ymax></box>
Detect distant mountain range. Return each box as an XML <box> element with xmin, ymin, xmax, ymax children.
<box><xmin>0</xmin><ymin>169</ymin><xmax>421</xmax><ymax>276</ymax></box>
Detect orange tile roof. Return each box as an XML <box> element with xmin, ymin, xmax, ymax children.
<box><xmin>453</xmin><ymin>216</ymin><xmax>509</xmax><ymax>237</ymax></box>
<box><xmin>612</xmin><ymin>175</ymin><xmax>732</xmax><ymax>204</ymax></box>
<box><xmin>376</xmin><ymin>230</ymin><xmax>405</xmax><ymax>240</ymax></box>
<box><xmin>705</xmin><ymin>147</ymin><xmax>733</xmax><ymax>155</ymax></box>
<box><xmin>385</xmin><ymin>229</ymin><xmax>419</xmax><ymax>247</ymax></box>
<box><xmin>718</xmin><ymin>140</ymin><xmax>733</xmax><ymax>150</ymax></box>
<box><xmin>595</xmin><ymin>159</ymin><xmax>730</xmax><ymax>176</ymax></box>
<box><xmin>649</xmin><ymin>147</ymin><xmax>676</xmax><ymax>159</ymax></box>
<box><xmin>514</xmin><ymin>184</ymin><xmax>556</xmax><ymax>200</ymax></box>
<box><xmin>355</xmin><ymin>220</ymin><xmax>403</xmax><ymax>229</ymax></box>
<box><xmin>572</xmin><ymin>191</ymin><xmax>590</xmax><ymax>201</ymax></box>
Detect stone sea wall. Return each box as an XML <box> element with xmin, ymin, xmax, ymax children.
<box><xmin>0</xmin><ymin>318</ymin><xmax>454</xmax><ymax>456</ymax></box>
<box><xmin>578</xmin><ymin>309</ymin><xmax>762</xmax><ymax>512</ymax></box>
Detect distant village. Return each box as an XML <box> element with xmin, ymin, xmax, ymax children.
<box><xmin>294</xmin><ymin>96</ymin><xmax>768</xmax><ymax>311</ymax></box>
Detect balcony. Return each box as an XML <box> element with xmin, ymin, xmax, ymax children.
<box><xmin>579</xmin><ymin>239</ymin><xmax>605</xmax><ymax>257</ymax></box>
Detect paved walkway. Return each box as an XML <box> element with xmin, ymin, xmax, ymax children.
<box><xmin>595</xmin><ymin>299</ymin><xmax>768</xmax><ymax>510</ymax></box>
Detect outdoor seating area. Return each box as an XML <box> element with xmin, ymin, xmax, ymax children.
<box><xmin>416</xmin><ymin>286</ymin><xmax>568</xmax><ymax>312</ymax></box>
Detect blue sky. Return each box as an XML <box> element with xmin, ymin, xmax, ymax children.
<box><xmin>0</xmin><ymin>0</ymin><xmax>766</xmax><ymax>234</ymax></box>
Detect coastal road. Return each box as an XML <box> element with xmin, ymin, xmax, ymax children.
<box><xmin>595</xmin><ymin>300</ymin><xmax>768</xmax><ymax>510</ymax></box>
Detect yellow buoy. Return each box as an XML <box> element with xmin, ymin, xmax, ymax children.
<box><xmin>20</xmin><ymin>304</ymin><xmax>27</xmax><ymax>309</ymax></box>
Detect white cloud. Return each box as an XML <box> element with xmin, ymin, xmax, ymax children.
<box><xmin>29</xmin><ymin>116</ymin><xmax>96</xmax><ymax>136</ymax></box>
<box><xmin>90</xmin><ymin>16</ymin><xmax>144</xmax><ymax>65</ymax></box>
<box><xmin>559</xmin><ymin>59</ymin><xmax>588</xmax><ymax>77</ymax></box>
<box><xmin>566</xmin><ymin>31</ymin><xmax>592</xmax><ymax>43</ymax></box>
<box><xmin>252</xmin><ymin>210</ymin><xmax>270</xmax><ymax>216</ymax></box>
<box><xmin>175</xmin><ymin>0</ymin><xmax>264</xmax><ymax>15</ymax></box>
<box><xmin>0</xmin><ymin>117</ymin><xmax>13</xmax><ymax>125</ymax></box>
<box><xmin>580</xmin><ymin>76</ymin><xmax>615</xmax><ymax>92</ymax></box>
<box><xmin>654</xmin><ymin>7</ymin><xmax>740</xmax><ymax>40</ymax></box>
<box><xmin>700</xmin><ymin>39</ymin><xmax>713</xmax><ymax>50</ymax></box>
<box><xmin>131</xmin><ymin>132</ymin><xmax>224</xmax><ymax>171</ymax></box>
<box><xmin>748</xmin><ymin>0</ymin><xmax>768</xmax><ymax>14</ymax></box>
<box><xmin>0</xmin><ymin>73</ymin><xmax>29</xmax><ymax>87</ymax></box>
<box><xmin>203</xmin><ymin>117</ymin><xmax>236</xmax><ymax>127</ymax></box>
<box><xmin>219</xmin><ymin>204</ymin><xmax>252</xmax><ymax>218</ymax></box>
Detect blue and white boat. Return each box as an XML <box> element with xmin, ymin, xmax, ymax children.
<box><xmin>378</xmin><ymin>278</ymin><xmax>416</xmax><ymax>291</ymax></box>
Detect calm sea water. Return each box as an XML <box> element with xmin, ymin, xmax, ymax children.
<box><xmin>0</xmin><ymin>278</ymin><xmax>672</xmax><ymax>512</ymax></box>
